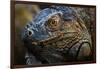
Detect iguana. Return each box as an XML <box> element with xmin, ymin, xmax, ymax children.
<box><xmin>21</xmin><ymin>6</ymin><xmax>92</xmax><ymax>65</ymax></box>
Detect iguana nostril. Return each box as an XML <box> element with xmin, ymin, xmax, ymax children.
<box><xmin>29</xmin><ymin>31</ymin><xmax>32</xmax><ymax>36</ymax></box>
<box><xmin>28</xmin><ymin>29</ymin><xmax>34</xmax><ymax>37</ymax></box>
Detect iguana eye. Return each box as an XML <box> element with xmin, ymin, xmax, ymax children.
<box><xmin>49</xmin><ymin>19</ymin><xmax>58</xmax><ymax>26</ymax></box>
<box><xmin>46</xmin><ymin>15</ymin><xmax>61</xmax><ymax>31</ymax></box>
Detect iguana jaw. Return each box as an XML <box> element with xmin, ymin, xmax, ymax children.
<box><xmin>31</xmin><ymin>31</ymin><xmax>78</xmax><ymax>46</ymax></box>
<box><xmin>31</xmin><ymin>31</ymin><xmax>64</xmax><ymax>46</ymax></box>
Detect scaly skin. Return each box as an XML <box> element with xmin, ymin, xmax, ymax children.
<box><xmin>22</xmin><ymin>6</ymin><xmax>92</xmax><ymax>64</ymax></box>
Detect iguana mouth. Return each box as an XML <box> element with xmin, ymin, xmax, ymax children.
<box><xmin>31</xmin><ymin>31</ymin><xmax>79</xmax><ymax>47</ymax></box>
<box><xmin>31</xmin><ymin>31</ymin><xmax>64</xmax><ymax>46</ymax></box>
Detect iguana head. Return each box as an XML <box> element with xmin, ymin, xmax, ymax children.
<box><xmin>21</xmin><ymin>6</ymin><xmax>80</xmax><ymax>46</ymax></box>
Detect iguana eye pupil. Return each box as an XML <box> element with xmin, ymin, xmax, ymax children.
<box><xmin>50</xmin><ymin>20</ymin><xmax>57</xmax><ymax>25</ymax></box>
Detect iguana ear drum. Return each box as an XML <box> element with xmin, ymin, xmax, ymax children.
<box><xmin>46</xmin><ymin>14</ymin><xmax>62</xmax><ymax>31</ymax></box>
